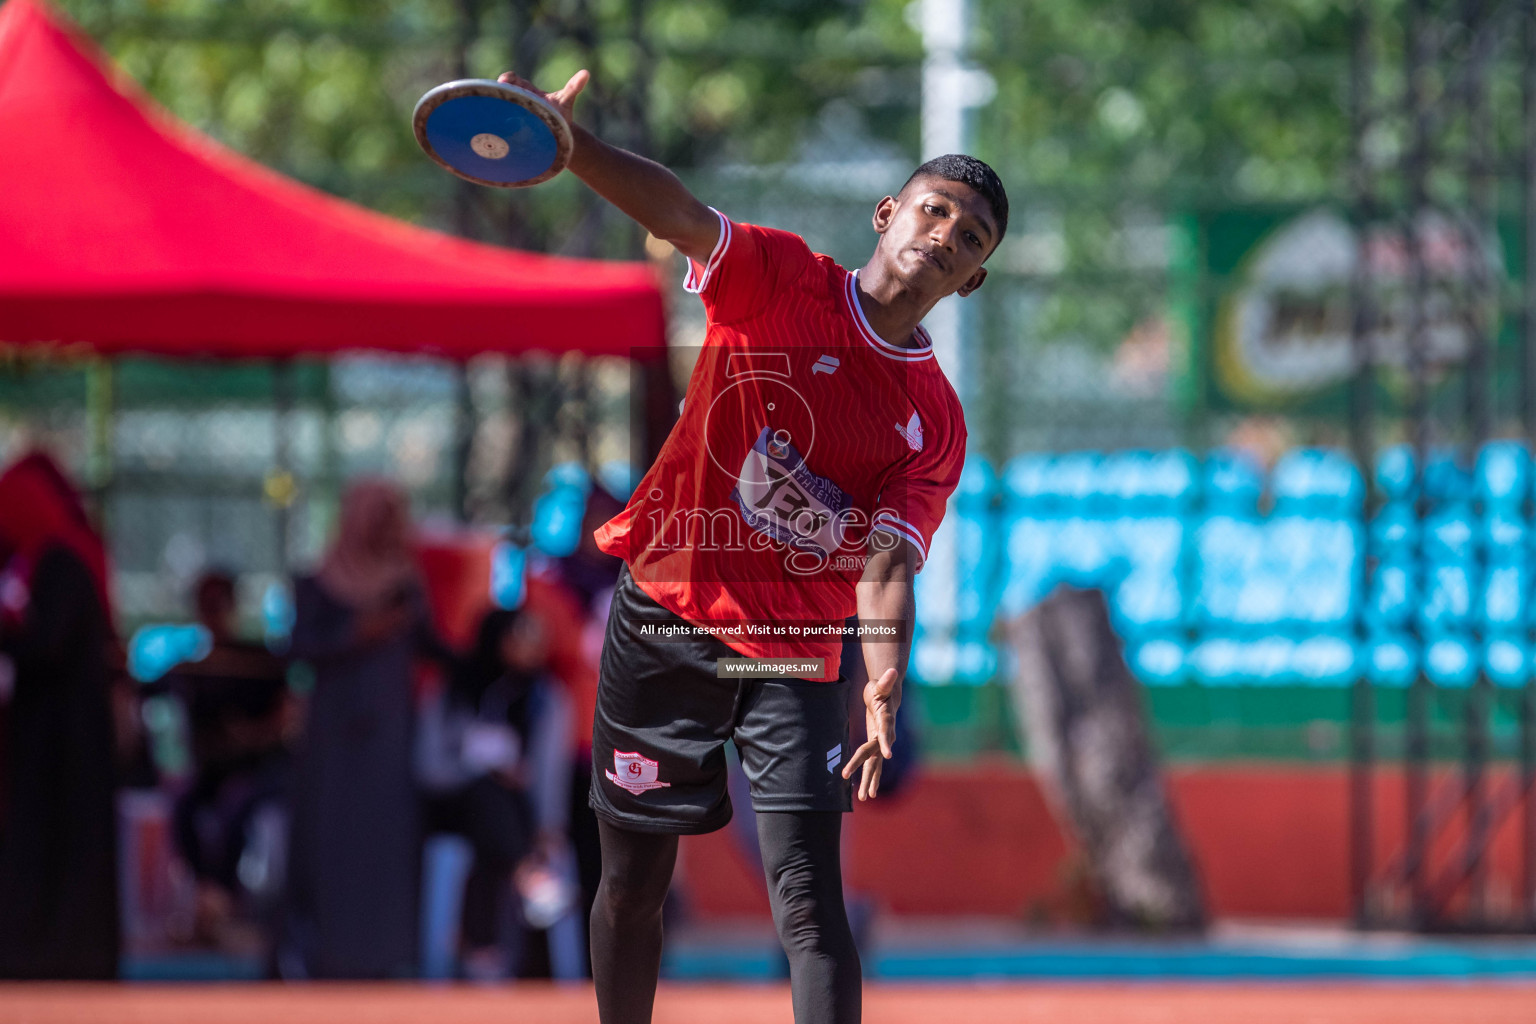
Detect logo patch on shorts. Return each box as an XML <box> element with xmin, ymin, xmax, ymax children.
<box><xmin>826</xmin><ymin>744</ymin><xmax>842</xmax><ymax>774</ymax></box>
<box><xmin>606</xmin><ymin>750</ymin><xmax>673</xmax><ymax>795</ymax></box>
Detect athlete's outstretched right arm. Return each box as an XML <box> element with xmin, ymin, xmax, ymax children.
<box><xmin>496</xmin><ymin>70</ymin><xmax>721</xmax><ymax>266</ymax></box>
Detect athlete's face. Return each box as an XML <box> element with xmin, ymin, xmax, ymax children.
<box><xmin>872</xmin><ymin>176</ymin><xmax>998</xmax><ymax>300</ymax></box>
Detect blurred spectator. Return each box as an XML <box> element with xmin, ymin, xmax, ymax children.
<box><xmin>554</xmin><ymin>484</ymin><xmax>626</xmax><ymax>612</ymax></box>
<box><xmin>168</xmin><ymin>569</ymin><xmax>291</xmax><ymax>950</ymax></box>
<box><xmin>284</xmin><ymin>480</ymin><xmax>448</xmax><ymax>979</ymax></box>
<box><xmin>418</xmin><ymin>606</ymin><xmax>573</xmax><ymax>979</ymax></box>
<box><xmin>538</xmin><ymin>484</ymin><xmax>625</xmax><ymax>957</ymax></box>
<box><xmin>0</xmin><ymin>452</ymin><xmax>120</xmax><ymax>979</ymax></box>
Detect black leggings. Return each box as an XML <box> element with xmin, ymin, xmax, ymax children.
<box><xmin>591</xmin><ymin>812</ymin><xmax>860</xmax><ymax>1024</ymax></box>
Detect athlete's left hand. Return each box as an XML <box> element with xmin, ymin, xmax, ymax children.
<box><xmin>843</xmin><ymin>667</ymin><xmax>901</xmax><ymax>801</ymax></box>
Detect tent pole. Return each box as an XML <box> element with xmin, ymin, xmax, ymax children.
<box><xmin>1347</xmin><ymin>0</ymin><xmax>1379</xmax><ymax>929</ymax></box>
<box><xmin>84</xmin><ymin>358</ymin><xmax>114</xmax><ymax>527</ymax></box>
<box><xmin>1459</xmin><ymin>0</ymin><xmax>1496</xmax><ymax>931</ymax></box>
<box><xmin>504</xmin><ymin>358</ymin><xmax>542</xmax><ymax>527</ymax></box>
<box><xmin>453</xmin><ymin>363</ymin><xmax>474</xmax><ymax>523</ymax></box>
<box><xmin>1522</xmin><ymin>0</ymin><xmax>1536</xmax><ymax>932</ymax></box>
<box><xmin>272</xmin><ymin>359</ymin><xmax>293</xmax><ymax>570</ymax></box>
<box><xmin>320</xmin><ymin>362</ymin><xmax>338</xmax><ymax>538</ymax></box>
<box><xmin>571</xmin><ymin>356</ymin><xmax>592</xmax><ymax>472</ymax></box>
<box><xmin>1403</xmin><ymin>0</ymin><xmax>1435</xmax><ymax>931</ymax></box>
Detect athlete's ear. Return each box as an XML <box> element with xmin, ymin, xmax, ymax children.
<box><xmin>956</xmin><ymin>266</ymin><xmax>988</xmax><ymax>298</ymax></box>
<box><xmin>871</xmin><ymin>195</ymin><xmax>898</xmax><ymax>235</ymax></box>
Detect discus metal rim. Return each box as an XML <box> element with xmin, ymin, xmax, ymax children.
<box><xmin>411</xmin><ymin>78</ymin><xmax>574</xmax><ymax>189</ymax></box>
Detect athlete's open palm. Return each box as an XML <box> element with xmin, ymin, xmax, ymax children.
<box><xmin>844</xmin><ymin>667</ymin><xmax>900</xmax><ymax>801</ymax></box>
<box><xmin>496</xmin><ymin>68</ymin><xmax>589</xmax><ymax>126</ymax></box>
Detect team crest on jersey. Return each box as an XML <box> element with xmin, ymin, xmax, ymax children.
<box><xmin>896</xmin><ymin>411</ymin><xmax>924</xmax><ymax>452</ymax></box>
<box><xmin>606</xmin><ymin>750</ymin><xmax>672</xmax><ymax>795</ymax></box>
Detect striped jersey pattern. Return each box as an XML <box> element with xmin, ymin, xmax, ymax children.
<box><xmin>594</xmin><ymin>210</ymin><xmax>967</xmax><ymax>679</ymax></box>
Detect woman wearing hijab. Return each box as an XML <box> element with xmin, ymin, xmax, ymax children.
<box><xmin>285</xmin><ymin>479</ymin><xmax>446</xmax><ymax>978</ymax></box>
<box><xmin>0</xmin><ymin>452</ymin><xmax>120</xmax><ymax>979</ymax></box>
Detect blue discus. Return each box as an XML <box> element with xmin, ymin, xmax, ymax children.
<box><xmin>412</xmin><ymin>79</ymin><xmax>573</xmax><ymax>188</ymax></box>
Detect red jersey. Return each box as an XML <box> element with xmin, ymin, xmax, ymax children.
<box><xmin>594</xmin><ymin>211</ymin><xmax>967</xmax><ymax>680</ymax></box>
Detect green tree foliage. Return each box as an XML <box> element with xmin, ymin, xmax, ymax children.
<box><xmin>970</xmin><ymin>0</ymin><xmax>1359</xmax><ymax>365</ymax></box>
<box><xmin>59</xmin><ymin>0</ymin><xmax>1367</xmax><ymax>256</ymax></box>
<box><xmin>977</xmin><ymin>1</ymin><xmax>1356</xmax><ymax>204</ymax></box>
<box><xmin>58</xmin><ymin>0</ymin><xmax>923</xmax><ymax>254</ymax></box>
<box><xmin>63</xmin><ymin>0</ymin><xmax>1499</xmax><ymax>453</ymax></box>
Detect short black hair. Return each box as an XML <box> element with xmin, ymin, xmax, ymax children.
<box><xmin>901</xmin><ymin>154</ymin><xmax>1009</xmax><ymax>246</ymax></box>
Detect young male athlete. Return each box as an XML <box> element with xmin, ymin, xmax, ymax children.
<box><xmin>496</xmin><ymin>68</ymin><xmax>1007</xmax><ymax>1024</ymax></box>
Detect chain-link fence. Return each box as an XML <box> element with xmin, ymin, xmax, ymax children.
<box><xmin>16</xmin><ymin>0</ymin><xmax>1536</xmax><ymax>786</ymax></box>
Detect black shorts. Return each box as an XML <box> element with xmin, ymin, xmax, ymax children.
<box><xmin>589</xmin><ymin>565</ymin><xmax>853</xmax><ymax>835</ymax></box>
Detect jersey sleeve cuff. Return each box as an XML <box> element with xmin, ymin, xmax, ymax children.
<box><xmin>871</xmin><ymin>512</ymin><xmax>930</xmax><ymax>571</ymax></box>
<box><xmin>682</xmin><ymin>208</ymin><xmax>731</xmax><ymax>295</ymax></box>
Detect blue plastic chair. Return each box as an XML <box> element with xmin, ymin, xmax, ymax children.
<box><xmin>1129</xmin><ymin>637</ymin><xmax>1187</xmax><ymax>686</ymax></box>
<box><xmin>1418</xmin><ymin>563</ymin><xmax>1477</xmax><ymax>633</ymax></box>
<box><xmin>1293</xmin><ymin>635</ymin><xmax>1358</xmax><ymax>687</ymax></box>
<box><xmin>1367</xmin><ymin>635</ymin><xmax>1419</xmax><ymax>687</ymax></box>
<box><xmin>490</xmin><ymin>541</ymin><xmax>527</xmax><ymax>610</ymax></box>
<box><xmin>1203</xmin><ymin>450</ymin><xmax>1263</xmax><ymax>513</ymax></box>
<box><xmin>1423</xmin><ymin>450</ymin><xmax>1473</xmax><ymax>506</ymax></box>
<box><xmin>1424</xmin><ymin>504</ymin><xmax>1477</xmax><ymax>562</ymax></box>
<box><xmin>128</xmin><ymin>623</ymin><xmax>213</xmax><ymax>683</ymax></box>
<box><xmin>1475</xmin><ymin>441</ymin><xmax>1530</xmax><ymax>508</ymax></box>
<box><xmin>1483</xmin><ymin>635</ymin><xmax>1531</xmax><ymax>689</ymax></box>
<box><xmin>1479</xmin><ymin>560</ymin><xmax>1527</xmax><ymax>629</ymax></box>
<box><xmin>1481</xmin><ymin>508</ymin><xmax>1527</xmax><ymax>553</ymax></box>
<box><xmin>1370</xmin><ymin>502</ymin><xmax>1419</xmax><ymax>557</ymax></box>
<box><xmin>1366</xmin><ymin>560</ymin><xmax>1417</xmax><ymax>631</ymax></box>
<box><xmin>1002</xmin><ymin>452</ymin><xmax>1052</xmax><ymax>509</ymax></box>
<box><xmin>1272</xmin><ymin>448</ymin><xmax>1364</xmax><ymax>514</ymax></box>
<box><xmin>1425</xmin><ymin>634</ymin><xmax>1478</xmax><ymax>687</ymax></box>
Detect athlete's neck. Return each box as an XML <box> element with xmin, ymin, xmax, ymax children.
<box><xmin>852</xmin><ymin>264</ymin><xmax>938</xmax><ymax>350</ymax></box>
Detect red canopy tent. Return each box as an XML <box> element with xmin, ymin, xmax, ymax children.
<box><xmin>0</xmin><ymin>0</ymin><xmax>666</xmax><ymax>359</ymax></box>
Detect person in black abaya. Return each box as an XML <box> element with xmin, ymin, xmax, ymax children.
<box><xmin>0</xmin><ymin>452</ymin><xmax>120</xmax><ymax>979</ymax></box>
<box><xmin>284</xmin><ymin>479</ymin><xmax>447</xmax><ymax>979</ymax></box>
